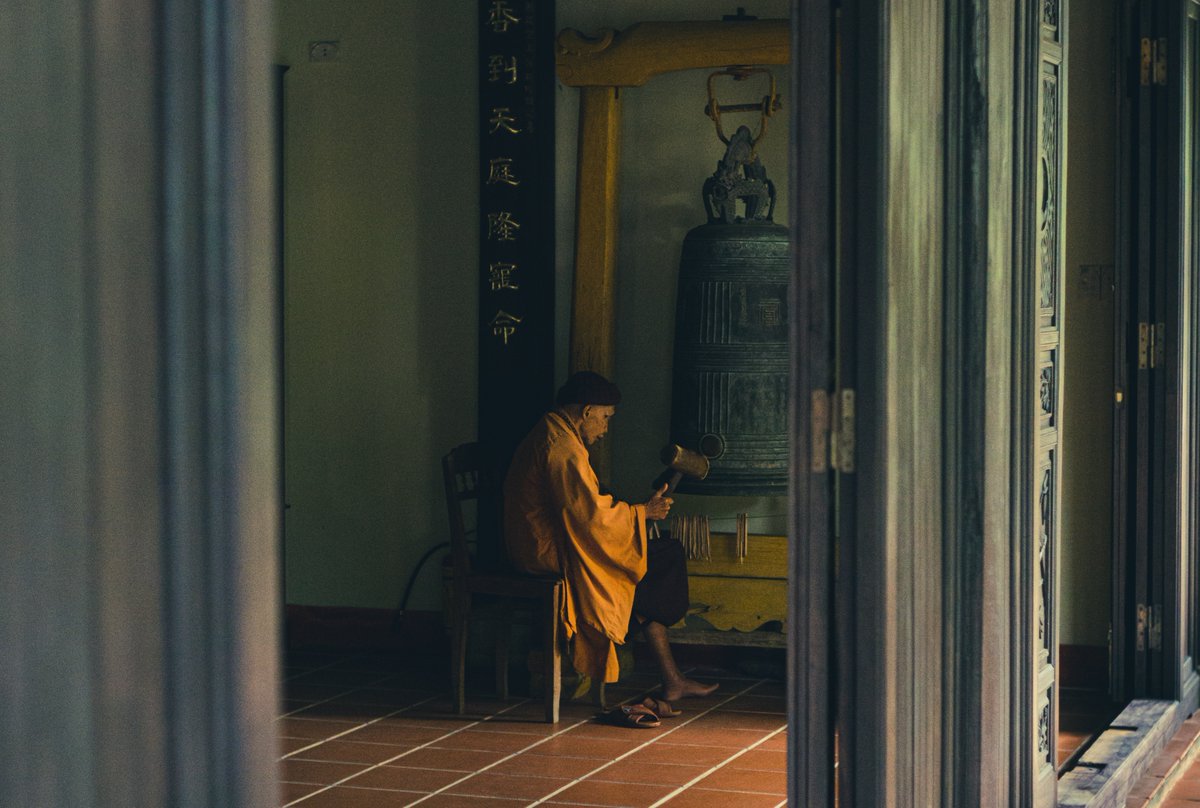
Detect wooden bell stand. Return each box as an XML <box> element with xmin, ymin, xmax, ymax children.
<box><xmin>557</xmin><ymin>19</ymin><xmax>790</xmax><ymax>648</ymax></box>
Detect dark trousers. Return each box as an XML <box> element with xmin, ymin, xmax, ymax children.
<box><xmin>631</xmin><ymin>536</ymin><xmax>690</xmax><ymax>629</ymax></box>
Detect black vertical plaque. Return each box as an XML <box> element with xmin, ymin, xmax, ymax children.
<box><xmin>477</xmin><ymin>0</ymin><xmax>555</xmax><ymax>568</ymax></box>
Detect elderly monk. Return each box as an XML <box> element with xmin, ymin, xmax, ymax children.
<box><xmin>504</xmin><ymin>371</ymin><xmax>718</xmax><ymax>709</ymax></box>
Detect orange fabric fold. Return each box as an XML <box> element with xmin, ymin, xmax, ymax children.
<box><xmin>504</xmin><ymin>410</ymin><xmax>648</xmax><ymax>683</ymax></box>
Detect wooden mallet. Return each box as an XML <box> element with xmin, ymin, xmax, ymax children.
<box><xmin>656</xmin><ymin>443</ymin><xmax>711</xmax><ymax>496</ymax></box>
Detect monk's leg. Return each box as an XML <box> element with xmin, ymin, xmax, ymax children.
<box><xmin>641</xmin><ymin>620</ymin><xmax>718</xmax><ymax>701</ymax></box>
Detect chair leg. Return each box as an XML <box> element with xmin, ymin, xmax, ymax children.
<box><xmin>544</xmin><ymin>586</ymin><xmax>561</xmax><ymax>723</ymax></box>
<box><xmin>495</xmin><ymin>599</ymin><xmax>511</xmax><ymax>700</ymax></box>
<box><xmin>451</xmin><ymin>591</ymin><xmax>470</xmax><ymax>715</ymax></box>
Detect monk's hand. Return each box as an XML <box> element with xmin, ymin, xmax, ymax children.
<box><xmin>645</xmin><ymin>483</ymin><xmax>673</xmax><ymax>521</ymax></box>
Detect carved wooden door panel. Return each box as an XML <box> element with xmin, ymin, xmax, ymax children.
<box><xmin>1032</xmin><ymin>0</ymin><xmax>1067</xmax><ymax>802</ymax></box>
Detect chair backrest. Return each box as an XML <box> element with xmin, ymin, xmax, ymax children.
<box><xmin>442</xmin><ymin>442</ymin><xmax>503</xmax><ymax>578</ymax></box>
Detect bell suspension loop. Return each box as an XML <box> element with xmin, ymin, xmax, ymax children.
<box><xmin>666</xmin><ymin>69</ymin><xmax>790</xmax><ymax>496</ymax></box>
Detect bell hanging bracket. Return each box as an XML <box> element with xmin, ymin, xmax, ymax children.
<box><xmin>703</xmin><ymin>66</ymin><xmax>783</xmax><ymax>150</ymax></box>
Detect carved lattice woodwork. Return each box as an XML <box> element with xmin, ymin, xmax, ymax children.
<box><xmin>1032</xmin><ymin>10</ymin><xmax>1064</xmax><ymax>803</ymax></box>
<box><xmin>1038</xmin><ymin>74</ymin><xmax>1059</xmax><ymax>320</ymax></box>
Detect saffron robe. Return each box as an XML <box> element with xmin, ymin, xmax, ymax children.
<box><xmin>503</xmin><ymin>409</ymin><xmax>648</xmax><ymax>683</ymax></box>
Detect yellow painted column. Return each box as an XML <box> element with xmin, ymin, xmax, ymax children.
<box><xmin>569</xmin><ymin>85</ymin><xmax>621</xmax><ymax>379</ymax></box>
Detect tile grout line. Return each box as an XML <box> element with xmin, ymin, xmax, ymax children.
<box><xmin>397</xmin><ymin>677</ymin><xmax>682</xmax><ymax>808</ymax></box>
<box><xmin>281</xmin><ymin>694</ymin><xmax>443</xmax><ymax>760</ymax></box>
<box><xmin>397</xmin><ymin>716</ymin><xmax>602</xmax><ymax>807</ymax></box>
<box><xmin>283</xmin><ymin>698</ymin><xmax>538</xmax><ymax>806</ymax></box>
<box><xmin>520</xmin><ymin>679</ymin><xmax>769</xmax><ymax>808</ymax></box>
<box><xmin>645</xmin><ymin>723</ymin><xmax>788</xmax><ymax>808</ymax></box>
<box><xmin>280</xmin><ymin>672</ymin><xmax>400</xmax><ymax>719</ymax></box>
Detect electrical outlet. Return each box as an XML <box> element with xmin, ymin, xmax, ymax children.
<box><xmin>308</xmin><ymin>41</ymin><xmax>340</xmax><ymax>62</ymax></box>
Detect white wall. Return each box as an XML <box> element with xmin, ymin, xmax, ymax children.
<box><xmin>277</xmin><ymin>0</ymin><xmax>478</xmax><ymax>609</ymax></box>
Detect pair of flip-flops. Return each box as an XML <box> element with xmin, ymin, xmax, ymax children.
<box><xmin>603</xmin><ymin>697</ymin><xmax>682</xmax><ymax>729</ymax></box>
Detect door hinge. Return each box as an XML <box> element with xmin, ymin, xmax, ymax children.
<box><xmin>1141</xmin><ymin>37</ymin><xmax>1168</xmax><ymax>85</ymax></box>
<box><xmin>831</xmin><ymin>389</ymin><xmax>856</xmax><ymax>473</ymax></box>
<box><xmin>1137</xmin><ymin>603</ymin><xmax>1164</xmax><ymax>651</ymax></box>
<box><xmin>1150</xmin><ymin>604</ymin><xmax>1163</xmax><ymax>651</ymax></box>
<box><xmin>811</xmin><ymin>388</ymin><xmax>856</xmax><ymax>473</ymax></box>
<box><xmin>1138</xmin><ymin>322</ymin><xmax>1166</xmax><ymax>368</ymax></box>
<box><xmin>811</xmin><ymin>390</ymin><xmax>830</xmax><ymax>473</ymax></box>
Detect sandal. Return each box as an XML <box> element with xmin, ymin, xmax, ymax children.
<box><xmin>602</xmin><ymin>703</ymin><xmax>661</xmax><ymax>729</ymax></box>
<box><xmin>641</xmin><ymin>696</ymin><xmax>682</xmax><ymax>718</ymax></box>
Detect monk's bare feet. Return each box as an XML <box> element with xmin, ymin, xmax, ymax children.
<box><xmin>662</xmin><ymin>678</ymin><xmax>719</xmax><ymax>701</ymax></box>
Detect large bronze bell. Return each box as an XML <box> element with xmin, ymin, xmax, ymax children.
<box><xmin>668</xmin><ymin>104</ymin><xmax>790</xmax><ymax>496</ymax></box>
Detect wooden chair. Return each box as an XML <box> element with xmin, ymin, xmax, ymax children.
<box><xmin>443</xmin><ymin>442</ymin><xmax>563</xmax><ymax>723</ymax></box>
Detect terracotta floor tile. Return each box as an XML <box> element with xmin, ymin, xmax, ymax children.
<box><xmin>289</xmin><ymin>739</ymin><xmax>415</xmax><ymax>765</ymax></box>
<box><xmin>287</xmin><ymin>785</ymin><xmax>416</xmax><ymax>807</ymax></box>
<box><xmin>289</xmin><ymin>701</ymin><xmax>395</xmax><ymax>722</ymax></box>
<box><xmin>529</xmin><ymin>735</ymin><xmax>642</xmax><ymax>759</ymax></box>
<box><xmin>277</xmin><ymin>651</ymin><xmax>790</xmax><ymax>807</ymax></box>
<box><xmin>281</xmin><ymin>758</ymin><xmax>370</xmax><ymax>786</ymax></box>
<box><xmin>1160</xmin><ymin>799</ymin><xmax>1200</xmax><ymax>808</ymax></box>
<box><xmin>340</xmin><ymin>764</ymin><xmax>465</xmax><ymax>792</ymax></box>
<box><xmin>280</xmin><ymin>717</ymin><xmax>365</xmax><ymax>741</ymax></box>
<box><xmin>430</xmin><ymin>729</ymin><xmax>542</xmax><ymax>753</ymax></box>
<box><xmin>410</xmin><ymin>794</ymin><xmax>527</xmax><ymax>807</ymax></box>
<box><xmin>568</xmin><ymin>721</ymin><xmax>675</xmax><ymax>741</ymax></box>
<box><xmin>341</xmin><ymin>723</ymin><xmax>455</xmax><ymax>746</ymax></box>
<box><xmin>756</xmin><ymin>733</ymin><xmax>788</xmax><ymax>751</ymax></box>
<box><xmin>1169</xmin><ymin>778</ymin><xmax>1200</xmax><ymax>800</ymax></box>
<box><xmin>586</xmin><ymin>759</ymin><xmax>712</xmax><ymax>787</ymax></box>
<box><xmin>692</xmin><ymin>764</ymin><xmax>787</xmax><ymax>795</ymax></box>
<box><xmin>729</xmin><ymin>748</ymin><xmax>787</xmax><ymax>772</ymax></box>
<box><xmin>376</xmin><ymin>714</ymin><xmax>478</xmax><ymax>732</ymax></box>
<box><xmin>693</xmin><ymin>709</ymin><xmax>787</xmax><ymax>729</ymax></box>
<box><xmin>658</xmin><ymin>724</ymin><xmax>770</xmax><ymax>747</ymax></box>
<box><xmin>443</xmin><ymin>771</ymin><xmax>574</xmax><ymax>800</ymax></box>
<box><xmin>714</xmin><ymin>695</ymin><xmax>787</xmax><ymax>714</ymax></box>
<box><xmin>280</xmin><ymin>737</ymin><xmax>314</xmax><ymax>755</ymax></box>
<box><xmin>468</xmin><ymin>719</ymin><xmax>568</xmax><ymax>737</ymax></box>
<box><xmin>488</xmin><ymin>752</ymin><xmax>607</xmax><ymax>779</ymax></box>
<box><xmin>549</xmin><ymin>778</ymin><xmax>676</xmax><ymax>807</ymax></box>
<box><xmin>657</xmin><ymin>789</ymin><xmax>784</xmax><ymax>808</ymax></box>
<box><xmin>280</xmin><ymin>780</ymin><xmax>322</xmax><ymax>802</ymax></box>
<box><xmin>498</xmin><ymin>702</ymin><xmax>599</xmax><ymax>722</ymax></box>
<box><xmin>625</xmin><ymin>742</ymin><xmax>746</xmax><ymax>768</ymax></box>
<box><xmin>382</xmin><ymin>747</ymin><xmax>509</xmax><ymax>772</ymax></box>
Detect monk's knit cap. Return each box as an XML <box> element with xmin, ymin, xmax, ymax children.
<box><xmin>555</xmin><ymin>371</ymin><xmax>622</xmax><ymax>407</ymax></box>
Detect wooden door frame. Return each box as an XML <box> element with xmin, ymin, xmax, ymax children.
<box><xmin>1156</xmin><ymin>0</ymin><xmax>1200</xmax><ymax>710</ymax></box>
<box><xmin>1112</xmin><ymin>0</ymin><xmax>1138</xmax><ymax>707</ymax></box>
<box><xmin>1</xmin><ymin>0</ymin><xmax>280</xmax><ymax>805</ymax></box>
<box><xmin>834</xmin><ymin>0</ymin><xmax>1036</xmax><ymax>802</ymax></box>
<box><xmin>789</xmin><ymin>1</ymin><xmax>837</xmax><ymax>805</ymax></box>
<box><xmin>1118</xmin><ymin>0</ymin><xmax>1200</xmax><ymax>708</ymax></box>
